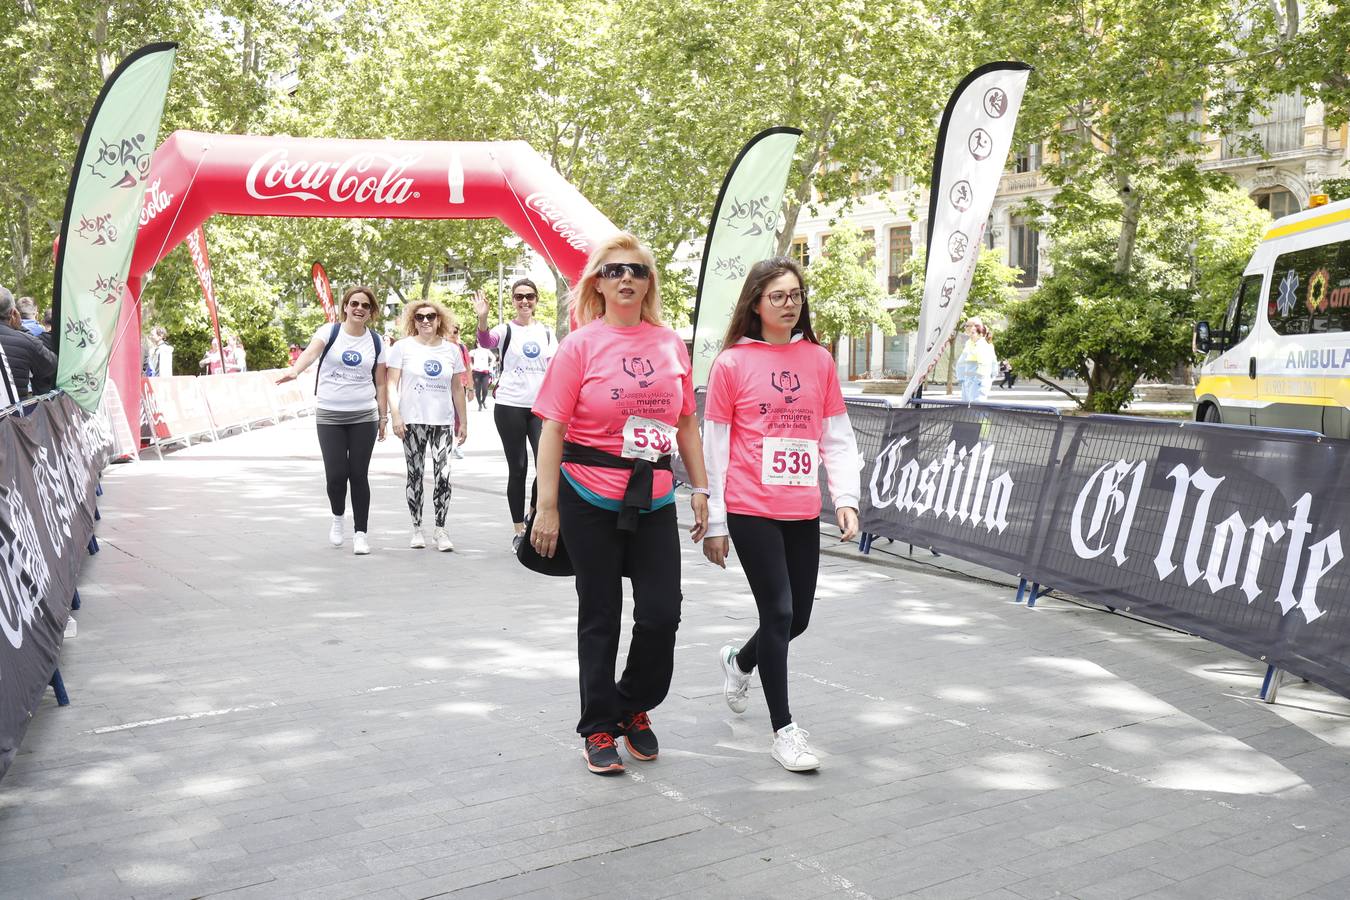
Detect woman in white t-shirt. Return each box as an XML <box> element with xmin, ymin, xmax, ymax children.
<box><xmin>474</xmin><ymin>280</ymin><xmax>556</xmax><ymax>549</ymax></box>
<box><xmin>277</xmin><ymin>285</ymin><xmax>388</xmax><ymax>555</ymax></box>
<box><xmin>388</xmin><ymin>299</ymin><xmax>467</xmax><ymax>552</ymax></box>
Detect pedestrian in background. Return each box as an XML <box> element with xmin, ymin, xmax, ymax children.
<box><xmin>16</xmin><ymin>297</ymin><xmax>43</xmax><ymax>338</ymax></box>
<box><xmin>474</xmin><ymin>282</ymin><xmax>556</xmax><ymax>550</ymax></box>
<box><xmin>276</xmin><ymin>286</ymin><xmax>388</xmax><ymax>556</ymax></box>
<box><xmin>388</xmin><ymin>299</ymin><xmax>465</xmax><ymax>552</ymax></box>
<box><xmin>148</xmin><ymin>326</ymin><xmax>174</xmax><ymax>377</ymax></box>
<box><xmin>955</xmin><ymin>317</ymin><xmax>996</xmax><ymax>403</ymax></box>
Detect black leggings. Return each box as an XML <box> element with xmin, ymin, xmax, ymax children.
<box><xmin>493</xmin><ymin>403</ymin><xmax>541</xmax><ymax>524</ymax></box>
<box><xmin>473</xmin><ymin>371</ymin><xmax>491</xmax><ymax>407</ymax></box>
<box><xmin>316</xmin><ymin>420</ymin><xmax>378</xmax><ymax>532</ymax></box>
<box><xmin>560</xmin><ymin>477</ymin><xmax>682</xmax><ymax>736</ymax></box>
<box><xmin>727</xmin><ymin>514</ymin><xmax>820</xmax><ymax>732</ymax></box>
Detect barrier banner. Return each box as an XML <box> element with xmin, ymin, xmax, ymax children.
<box><xmin>856</xmin><ymin>403</ymin><xmax>1350</xmax><ymax>698</ymax></box>
<box><xmin>143</xmin><ymin>376</ymin><xmax>214</xmax><ymax>443</ymax></box>
<box><xmin>0</xmin><ymin>395</ymin><xmax>111</xmax><ymax>781</ymax></box>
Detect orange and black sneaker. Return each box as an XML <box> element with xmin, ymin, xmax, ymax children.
<box><xmin>584</xmin><ymin>732</ymin><xmax>625</xmax><ymax>775</ymax></box>
<box><xmin>618</xmin><ymin>711</ymin><xmax>659</xmax><ymax>761</ymax></box>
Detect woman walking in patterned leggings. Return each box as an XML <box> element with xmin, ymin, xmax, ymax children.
<box><xmin>388</xmin><ymin>299</ymin><xmax>467</xmax><ymax>551</ymax></box>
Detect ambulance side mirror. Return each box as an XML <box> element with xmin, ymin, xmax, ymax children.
<box><xmin>1195</xmin><ymin>320</ymin><xmax>1212</xmax><ymax>353</ymax></box>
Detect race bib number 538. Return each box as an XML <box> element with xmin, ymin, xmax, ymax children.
<box><xmin>761</xmin><ymin>437</ymin><xmax>817</xmax><ymax>486</ymax></box>
<box><xmin>622</xmin><ymin>416</ymin><xmax>677</xmax><ymax>462</ymax></box>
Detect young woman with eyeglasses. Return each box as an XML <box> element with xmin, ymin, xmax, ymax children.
<box><xmin>702</xmin><ymin>257</ymin><xmax>860</xmax><ymax>772</ymax></box>
<box><xmin>474</xmin><ymin>280</ymin><xmax>556</xmax><ymax>549</ymax></box>
<box><xmin>387</xmin><ymin>300</ymin><xmax>467</xmax><ymax>551</ymax></box>
<box><xmin>277</xmin><ymin>285</ymin><xmax>389</xmax><ymax>555</ymax></box>
<box><xmin>530</xmin><ymin>233</ymin><xmax>710</xmax><ymax>775</ymax></box>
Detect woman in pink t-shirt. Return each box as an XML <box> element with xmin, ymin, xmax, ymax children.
<box><xmin>532</xmin><ymin>232</ymin><xmax>710</xmax><ymax>776</ymax></box>
<box><xmin>702</xmin><ymin>256</ymin><xmax>860</xmax><ymax>773</ymax></box>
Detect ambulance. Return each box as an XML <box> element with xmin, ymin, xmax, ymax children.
<box><xmin>1195</xmin><ymin>194</ymin><xmax>1350</xmax><ymax>437</ymax></box>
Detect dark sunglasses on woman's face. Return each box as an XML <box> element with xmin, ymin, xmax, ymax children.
<box><xmin>414</xmin><ymin>312</ymin><xmax>439</xmax><ymax>322</ymax></box>
<box><xmin>513</xmin><ymin>292</ymin><xmax>538</xmax><ymax>302</ymax></box>
<box><xmin>348</xmin><ymin>300</ymin><xmax>373</xmax><ymax>310</ymax></box>
<box><xmin>598</xmin><ymin>262</ymin><xmax>651</xmax><ymax>280</ymax></box>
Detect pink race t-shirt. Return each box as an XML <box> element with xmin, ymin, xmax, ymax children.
<box><xmin>704</xmin><ymin>338</ymin><xmax>846</xmax><ymax>520</ymax></box>
<box><xmin>533</xmin><ymin>320</ymin><xmax>696</xmax><ymax>502</ymax></box>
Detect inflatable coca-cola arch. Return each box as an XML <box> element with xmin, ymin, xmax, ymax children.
<box><xmin>114</xmin><ymin>130</ymin><xmax>617</xmax><ymax>438</ymax></box>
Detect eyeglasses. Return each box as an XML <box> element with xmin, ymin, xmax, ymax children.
<box><xmin>764</xmin><ymin>289</ymin><xmax>806</xmax><ymax>308</ymax></box>
<box><xmin>598</xmin><ymin>262</ymin><xmax>651</xmax><ymax>281</ymax></box>
<box><xmin>413</xmin><ymin>312</ymin><xmax>439</xmax><ymax>322</ymax></box>
<box><xmin>348</xmin><ymin>300</ymin><xmax>373</xmax><ymax>310</ymax></box>
<box><xmin>451</xmin><ymin>329</ymin><xmax>460</xmax><ymax>335</ymax></box>
<box><xmin>513</xmin><ymin>292</ymin><xmax>538</xmax><ymax>302</ymax></box>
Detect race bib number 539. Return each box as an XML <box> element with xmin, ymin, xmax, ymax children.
<box><xmin>622</xmin><ymin>416</ymin><xmax>677</xmax><ymax>462</ymax></box>
<box><xmin>761</xmin><ymin>437</ymin><xmax>817</xmax><ymax>486</ymax></box>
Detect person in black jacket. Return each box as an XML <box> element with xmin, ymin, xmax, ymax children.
<box><xmin>0</xmin><ymin>286</ymin><xmax>57</xmax><ymax>403</ymax></box>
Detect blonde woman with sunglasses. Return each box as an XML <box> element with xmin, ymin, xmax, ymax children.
<box><xmin>388</xmin><ymin>300</ymin><xmax>467</xmax><ymax>551</ymax></box>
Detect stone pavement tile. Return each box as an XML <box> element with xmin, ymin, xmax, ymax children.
<box><xmin>1135</xmin><ymin>865</ymin><xmax>1287</xmax><ymax>900</ymax></box>
<box><xmin>898</xmin><ymin>866</ymin><xmax>1033</xmax><ymax>900</ymax></box>
<box><xmin>1072</xmin><ymin>867</ymin><xmax>1178</xmax><ymax>900</ymax></box>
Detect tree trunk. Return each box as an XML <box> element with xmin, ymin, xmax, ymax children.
<box><xmin>553</xmin><ymin>268</ymin><xmax>571</xmax><ymax>337</ymax></box>
<box><xmin>1114</xmin><ymin>173</ymin><xmax>1142</xmax><ymax>277</ymax></box>
<box><xmin>775</xmin><ymin>114</ymin><xmax>835</xmax><ymax>257</ymax></box>
<box><xmin>420</xmin><ymin>260</ymin><xmax>434</xmax><ymax>300</ymax></box>
<box><xmin>95</xmin><ymin>5</ymin><xmax>114</xmax><ymax>78</ymax></box>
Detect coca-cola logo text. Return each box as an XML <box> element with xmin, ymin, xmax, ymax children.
<box><xmin>246</xmin><ymin>149</ymin><xmax>421</xmax><ymax>205</ymax></box>
<box><xmin>525</xmin><ymin>192</ymin><xmax>590</xmax><ymax>252</ymax></box>
<box><xmin>140</xmin><ymin>178</ymin><xmax>173</xmax><ymax>226</ymax></box>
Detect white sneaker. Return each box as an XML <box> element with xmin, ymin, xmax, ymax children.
<box><xmin>772</xmin><ymin>722</ymin><xmax>819</xmax><ymax>772</ymax></box>
<box><xmin>353</xmin><ymin>532</ymin><xmax>370</xmax><ymax>555</ymax></box>
<box><xmin>434</xmin><ymin>527</ymin><xmax>454</xmax><ymax>552</ymax></box>
<box><xmin>409</xmin><ymin>528</ymin><xmax>426</xmax><ymax>549</ymax></box>
<box><xmin>719</xmin><ymin>645</ymin><xmax>751</xmax><ymax>714</ymax></box>
<box><xmin>329</xmin><ymin>515</ymin><xmax>344</xmax><ymax>547</ymax></box>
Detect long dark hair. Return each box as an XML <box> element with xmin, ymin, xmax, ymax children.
<box><xmin>721</xmin><ymin>256</ymin><xmax>819</xmax><ymax>349</ymax></box>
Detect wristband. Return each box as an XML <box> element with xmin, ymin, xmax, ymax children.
<box><xmin>689</xmin><ymin>487</ymin><xmax>710</xmax><ymax>497</ymax></box>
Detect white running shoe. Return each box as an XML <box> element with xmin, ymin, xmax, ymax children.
<box><xmin>409</xmin><ymin>528</ymin><xmax>426</xmax><ymax>549</ymax></box>
<box><xmin>329</xmin><ymin>515</ymin><xmax>344</xmax><ymax>547</ymax></box>
<box><xmin>434</xmin><ymin>527</ymin><xmax>454</xmax><ymax>552</ymax></box>
<box><xmin>771</xmin><ymin>722</ymin><xmax>819</xmax><ymax>772</ymax></box>
<box><xmin>353</xmin><ymin>532</ymin><xmax>371</xmax><ymax>555</ymax></box>
<box><xmin>719</xmin><ymin>645</ymin><xmax>751</xmax><ymax>714</ymax></box>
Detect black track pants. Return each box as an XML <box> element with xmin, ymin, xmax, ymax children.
<box><xmin>493</xmin><ymin>403</ymin><xmax>541</xmax><ymax>524</ymax></box>
<box><xmin>316</xmin><ymin>421</ymin><xmax>378</xmax><ymax>532</ymax></box>
<box><xmin>727</xmin><ymin>514</ymin><xmax>820</xmax><ymax>732</ymax></box>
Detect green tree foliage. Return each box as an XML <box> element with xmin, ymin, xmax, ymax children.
<box><xmin>999</xmin><ymin>185</ymin><xmax>1269</xmax><ymax>412</ymax></box>
<box><xmin>890</xmin><ymin>247</ymin><xmax>1021</xmax><ymax>332</ymax></box>
<box><xmin>805</xmin><ymin>224</ymin><xmax>893</xmax><ymax>345</ymax></box>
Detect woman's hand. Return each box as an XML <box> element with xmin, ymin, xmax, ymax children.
<box><xmin>472</xmin><ymin>291</ymin><xmax>489</xmax><ymax>324</ymax></box>
<box><xmin>689</xmin><ymin>493</ymin><xmax>708</xmax><ymax>543</ymax></box>
<box><xmin>456</xmin><ymin>423</ymin><xmax>467</xmax><ymax>445</ymax></box>
<box><xmin>377</xmin><ymin>418</ymin><xmax>388</xmax><ymax>442</ymax></box>
<box><xmin>275</xmin><ymin>369</ymin><xmax>296</xmax><ymax>385</ymax></box>
<box><xmin>703</xmin><ymin>535</ymin><xmax>728</xmax><ymax>568</ymax></box>
<box><xmin>392</xmin><ymin>417</ymin><xmax>406</xmax><ymax>440</ymax></box>
<box><xmin>532</xmin><ymin>504</ymin><xmax>560</xmax><ymax>558</ymax></box>
<box><xmin>836</xmin><ymin>506</ymin><xmax>860</xmax><ymax>542</ymax></box>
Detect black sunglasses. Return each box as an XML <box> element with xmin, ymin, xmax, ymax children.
<box><xmin>413</xmin><ymin>312</ymin><xmax>439</xmax><ymax>322</ymax></box>
<box><xmin>598</xmin><ymin>262</ymin><xmax>651</xmax><ymax>280</ymax></box>
<box><xmin>513</xmin><ymin>292</ymin><xmax>538</xmax><ymax>301</ymax></box>
<box><xmin>348</xmin><ymin>300</ymin><xmax>373</xmax><ymax>310</ymax></box>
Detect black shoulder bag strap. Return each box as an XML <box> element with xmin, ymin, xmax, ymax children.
<box><xmin>313</xmin><ymin>322</ymin><xmax>342</xmax><ymax>392</ymax></box>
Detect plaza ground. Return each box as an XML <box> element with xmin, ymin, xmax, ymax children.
<box><xmin>3</xmin><ymin>400</ymin><xmax>1349</xmax><ymax>900</ymax></box>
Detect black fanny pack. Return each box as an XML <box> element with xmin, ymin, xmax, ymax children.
<box><xmin>563</xmin><ymin>440</ymin><xmax>672</xmax><ymax>532</ymax></box>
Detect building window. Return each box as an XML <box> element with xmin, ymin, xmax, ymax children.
<box><xmin>888</xmin><ymin>226</ymin><xmax>913</xmax><ymax>292</ymax></box>
<box><xmin>1224</xmin><ymin>91</ymin><xmax>1305</xmax><ymax>158</ymax></box>
<box><xmin>790</xmin><ymin>238</ymin><xmax>810</xmax><ymax>269</ymax></box>
<box><xmin>882</xmin><ymin>314</ymin><xmax>909</xmax><ymax>377</ymax></box>
<box><xmin>861</xmin><ymin>228</ymin><xmax>876</xmax><ymax>265</ymax></box>
<box><xmin>849</xmin><ymin>331</ymin><xmax>872</xmax><ymax>380</ymax></box>
<box><xmin>891</xmin><ymin>173</ymin><xmax>912</xmax><ymax>192</ymax></box>
<box><xmin>1013</xmin><ymin>142</ymin><xmax>1042</xmax><ymax>173</ymax></box>
<box><xmin>1010</xmin><ymin>217</ymin><xmax>1039</xmax><ymax>287</ymax></box>
<box><xmin>1253</xmin><ymin>187</ymin><xmax>1301</xmax><ymax>220</ymax></box>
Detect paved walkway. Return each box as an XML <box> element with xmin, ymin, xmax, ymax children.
<box><xmin>4</xmin><ymin>402</ymin><xmax>1350</xmax><ymax>900</ymax></box>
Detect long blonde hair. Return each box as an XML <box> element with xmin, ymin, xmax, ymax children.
<box><xmin>398</xmin><ymin>299</ymin><xmax>455</xmax><ymax>339</ymax></box>
<box><xmin>569</xmin><ymin>232</ymin><xmax>663</xmax><ymax>327</ymax></box>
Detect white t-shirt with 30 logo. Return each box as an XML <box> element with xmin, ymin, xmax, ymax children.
<box><xmin>313</xmin><ymin>325</ymin><xmax>387</xmax><ymax>412</ymax></box>
<box><xmin>387</xmin><ymin>337</ymin><xmax>465</xmax><ymax>426</ymax></box>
